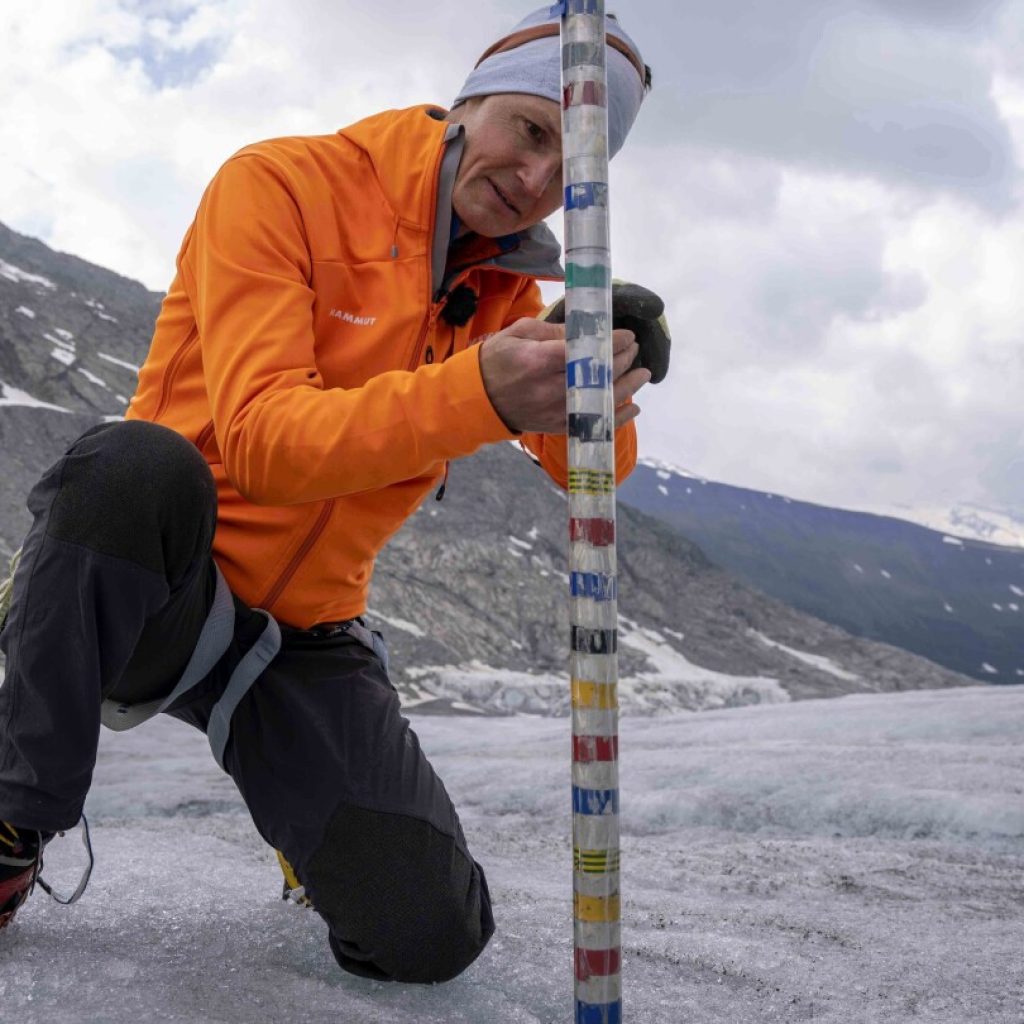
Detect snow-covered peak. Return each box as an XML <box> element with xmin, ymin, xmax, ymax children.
<box><xmin>636</xmin><ymin>455</ymin><xmax>702</xmax><ymax>481</ymax></box>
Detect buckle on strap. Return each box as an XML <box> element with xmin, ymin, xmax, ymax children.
<box><xmin>305</xmin><ymin>618</ymin><xmax>389</xmax><ymax>674</ymax></box>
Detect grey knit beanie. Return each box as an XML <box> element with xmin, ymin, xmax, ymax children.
<box><xmin>452</xmin><ymin>6</ymin><xmax>649</xmax><ymax>159</ymax></box>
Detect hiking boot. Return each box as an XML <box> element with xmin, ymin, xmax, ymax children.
<box><xmin>0</xmin><ymin>822</ymin><xmax>50</xmax><ymax>929</ymax></box>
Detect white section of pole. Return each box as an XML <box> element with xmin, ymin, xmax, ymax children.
<box><xmin>560</xmin><ymin>2</ymin><xmax>621</xmax><ymax>1022</ymax></box>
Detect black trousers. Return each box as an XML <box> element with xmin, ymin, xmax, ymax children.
<box><xmin>0</xmin><ymin>420</ymin><xmax>494</xmax><ymax>983</ymax></box>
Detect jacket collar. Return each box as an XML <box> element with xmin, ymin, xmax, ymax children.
<box><xmin>338</xmin><ymin>106</ymin><xmax>564</xmax><ymax>296</ymax></box>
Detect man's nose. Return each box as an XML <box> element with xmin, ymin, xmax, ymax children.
<box><xmin>518</xmin><ymin>154</ymin><xmax>562</xmax><ymax>198</ymax></box>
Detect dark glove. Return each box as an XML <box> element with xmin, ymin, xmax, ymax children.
<box><xmin>540</xmin><ymin>280</ymin><xmax>671</xmax><ymax>383</ymax></box>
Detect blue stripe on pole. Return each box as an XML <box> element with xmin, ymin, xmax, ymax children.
<box><xmin>572</xmin><ymin>787</ymin><xmax>620</xmax><ymax>815</ymax></box>
<box><xmin>570</xmin><ymin>571</ymin><xmax>617</xmax><ymax>601</ymax></box>
<box><xmin>576</xmin><ymin>1002</ymin><xmax>622</xmax><ymax>1024</ymax></box>
<box><xmin>566</xmin><ymin>0</ymin><xmax>601</xmax><ymax>14</ymax></box>
<box><xmin>565</xmin><ymin>182</ymin><xmax>609</xmax><ymax>211</ymax></box>
<box><xmin>567</xmin><ymin>356</ymin><xmax>610</xmax><ymax>389</ymax></box>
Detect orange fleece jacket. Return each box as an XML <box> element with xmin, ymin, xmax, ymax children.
<box><xmin>128</xmin><ymin>106</ymin><xmax>637</xmax><ymax>626</ymax></box>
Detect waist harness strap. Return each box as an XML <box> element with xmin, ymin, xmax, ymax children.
<box><xmin>341</xmin><ymin>619</ymin><xmax>390</xmax><ymax>676</ymax></box>
<box><xmin>207</xmin><ymin>609</ymin><xmax>280</xmax><ymax>770</ymax></box>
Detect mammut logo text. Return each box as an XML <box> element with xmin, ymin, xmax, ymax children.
<box><xmin>330</xmin><ymin>309</ymin><xmax>377</xmax><ymax>326</ymax></box>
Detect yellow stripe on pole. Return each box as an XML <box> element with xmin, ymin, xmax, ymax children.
<box><xmin>574</xmin><ymin>847</ymin><xmax>621</xmax><ymax>873</ymax></box>
<box><xmin>571</xmin><ymin>680</ymin><xmax>618</xmax><ymax>709</ymax></box>
<box><xmin>568</xmin><ymin>468</ymin><xmax>616</xmax><ymax>496</ymax></box>
<box><xmin>574</xmin><ymin>893</ymin><xmax>621</xmax><ymax>923</ymax></box>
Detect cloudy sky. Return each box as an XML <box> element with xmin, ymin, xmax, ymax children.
<box><xmin>2</xmin><ymin>0</ymin><xmax>1023</xmax><ymax>524</ymax></box>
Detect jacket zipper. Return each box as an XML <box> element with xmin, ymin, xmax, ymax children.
<box><xmin>153</xmin><ymin>326</ymin><xmax>199</xmax><ymax>421</ymax></box>
<box><xmin>257</xmin><ymin>499</ymin><xmax>335</xmax><ymax>612</ymax></box>
<box><xmin>259</xmin><ymin>124</ymin><xmax>460</xmax><ymax>611</ymax></box>
<box><xmin>409</xmin><ymin>308</ymin><xmax>441</xmax><ymax>370</ymax></box>
<box><xmin>226</xmin><ymin>130</ymin><xmax>446</xmax><ymax>616</ymax></box>
<box><xmin>434</xmin><ymin>462</ymin><xmax>450</xmax><ymax>501</ymax></box>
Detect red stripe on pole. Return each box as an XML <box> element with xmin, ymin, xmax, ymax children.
<box><xmin>563</xmin><ymin>80</ymin><xmax>607</xmax><ymax>109</ymax></box>
<box><xmin>575</xmin><ymin>947</ymin><xmax>622</xmax><ymax>980</ymax></box>
<box><xmin>569</xmin><ymin>517</ymin><xmax>615</xmax><ymax>546</ymax></box>
<box><xmin>573</xmin><ymin>735</ymin><xmax>619</xmax><ymax>762</ymax></box>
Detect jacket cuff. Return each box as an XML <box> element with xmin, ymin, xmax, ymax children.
<box><xmin>439</xmin><ymin>344</ymin><xmax>519</xmax><ymax>450</ymax></box>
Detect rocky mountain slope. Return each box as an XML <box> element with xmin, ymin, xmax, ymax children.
<box><xmin>620</xmin><ymin>459</ymin><xmax>1024</xmax><ymax>685</ymax></box>
<box><xmin>0</xmin><ymin>221</ymin><xmax>976</xmax><ymax>714</ymax></box>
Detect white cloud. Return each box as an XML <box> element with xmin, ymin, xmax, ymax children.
<box><xmin>0</xmin><ymin>0</ymin><xmax>1022</xmax><ymax>521</ymax></box>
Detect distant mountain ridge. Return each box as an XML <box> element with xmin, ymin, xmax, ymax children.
<box><xmin>619</xmin><ymin>457</ymin><xmax>1024</xmax><ymax>684</ymax></box>
<box><xmin>633</xmin><ymin>455</ymin><xmax>1024</xmax><ymax>548</ymax></box>
<box><xmin>0</xmin><ymin>220</ymin><xmax>978</xmax><ymax>714</ymax></box>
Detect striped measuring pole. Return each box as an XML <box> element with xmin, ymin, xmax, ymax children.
<box><xmin>560</xmin><ymin>2</ymin><xmax>621</xmax><ymax>1022</ymax></box>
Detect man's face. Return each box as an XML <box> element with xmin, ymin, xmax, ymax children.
<box><xmin>449</xmin><ymin>93</ymin><xmax>563</xmax><ymax>237</ymax></box>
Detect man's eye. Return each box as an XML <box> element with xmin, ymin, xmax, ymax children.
<box><xmin>525</xmin><ymin>120</ymin><xmax>544</xmax><ymax>141</ymax></box>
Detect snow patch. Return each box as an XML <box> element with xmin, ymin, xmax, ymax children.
<box><xmin>404</xmin><ymin>662</ymin><xmax>566</xmax><ymax>715</ymax></box>
<box><xmin>84</xmin><ymin>298</ymin><xmax>118</xmax><ymax>322</ymax></box>
<box><xmin>944</xmin><ymin>602</ymin><xmax>955</xmax><ymax>613</ymax></box>
<box><xmin>0</xmin><ymin>258</ymin><xmax>56</xmax><ymax>289</ymax></box>
<box><xmin>749</xmin><ymin>630</ymin><xmax>861</xmax><ymax>682</ymax></box>
<box><xmin>15</xmin><ymin>305</ymin><xmax>35</xmax><ymax>318</ymax></box>
<box><xmin>78</xmin><ymin>368</ymin><xmax>109</xmax><ymax>388</ymax></box>
<box><xmin>527</xmin><ymin>526</ymin><xmax>539</xmax><ymax>541</ymax></box>
<box><xmin>880</xmin><ymin>569</ymin><xmax>892</xmax><ymax>579</ymax></box>
<box><xmin>98</xmin><ymin>352</ymin><xmax>141</xmax><ymax>374</ymax></box>
<box><xmin>0</xmin><ymin>381</ymin><xmax>71</xmax><ymax>413</ymax></box>
<box><xmin>657</xmin><ymin>484</ymin><xmax>668</xmax><ymax>496</ymax></box>
<box><xmin>981</xmin><ymin>663</ymin><xmax>999</xmax><ymax>675</ymax></box>
<box><xmin>618</xmin><ymin>616</ymin><xmax>788</xmax><ymax>711</ymax></box>
<box><xmin>942</xmin><ymin>535</ymin><xmax>964</xmax><ymax>546</ymax></box>
<box><xmin>637</xmin><ymin>455</ymin><xmax>695</xmax><ymax>479</ymax></box>
<box><xmin>508</xmin><ymin>535</ymin><xmax>533</xmax><ymax>551</ymax></box>
<box><xmin>44</xmin><ymin>331</ymin><xmax>74</xmax><ymax>350</ymax></box>
<box><xmin>1010</xmin><ymin>585</ymin><xmax>1024</xmax><ymax>597</ymax></box>
<box><xmin>364</xmin><ymin>610</ymin><xmax>426</xmax><ymax>639</ymax></box>
<box><xmin>50</xmin><ymin>347</ymin><xmax>75</xmax><ymax>366</ymax></box>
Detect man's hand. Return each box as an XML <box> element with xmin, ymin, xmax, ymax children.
<box><xmin>479</xmin><ymin>317</ymin><xmax>651</xmax><ymax>434</ymax></box>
